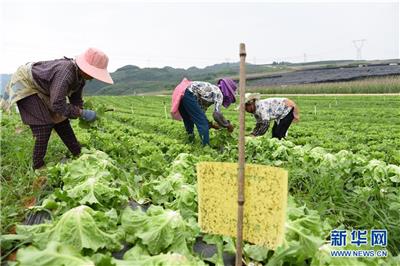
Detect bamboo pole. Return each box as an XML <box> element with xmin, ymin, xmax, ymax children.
<box><xmin>235</xmin><ymin>43</ymin><xmax>246</xmax><ymax>266</ymax></box>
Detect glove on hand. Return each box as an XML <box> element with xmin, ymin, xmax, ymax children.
<box><xmin>81</xmin><ymin>109</ymin><xmax>96</xmax><ymax>122</ymax></box>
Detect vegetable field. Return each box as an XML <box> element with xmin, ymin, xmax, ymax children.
<box><xmin>1</xmin><ymin>95</ymin><xmax>399</xmax><ymax>265</ymax></box>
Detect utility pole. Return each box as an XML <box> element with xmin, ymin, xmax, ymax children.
<box><xmin>303</xmin><ymin>53</ymin><xmax>307</xmax><ymax>63</ymax></box>
<box><xmin>352</xmin><ymin>39</ymin><xmax>366</xmax><ymax>60</ymax></box>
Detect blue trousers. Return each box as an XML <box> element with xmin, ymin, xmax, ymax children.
<box><xmin>179</xmin><ymin>90</ymin><xmax>209</xmax><ymax>145</ymax></box>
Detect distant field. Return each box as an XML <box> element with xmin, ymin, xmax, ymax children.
<box><xmin>249</xmin><ymin>76</ymin><xmax>400</xmax><ymax>94</ymax></box>
<box><xmin>246</xmin><ymin>64</ymin><xmax>400</xmax><ymax>88</ymax></box>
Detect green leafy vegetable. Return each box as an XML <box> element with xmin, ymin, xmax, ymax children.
<box><xmin>16</xmin><ymin>241</ymin><xmax>94</xmax><ymax>266</ymax></box>
<box><xmin>121</xmin><ymin>205</ymin><xmax>199</xmax><ymax>255</ymax></box>
<box><xmin>17</xmin><ymin>205</ymin><xmax>122</xmax><ymax>252</ymax></box>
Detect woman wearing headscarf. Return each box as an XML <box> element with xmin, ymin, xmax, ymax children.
<box><xmin>1</xmin><ymin>48</ymin><xmax>114</xmax><ymax>169</ymax></box>
<box><xmin>171</xmin><ymin>78</ymin><xmax>237</xmax><ymax>146</ymax></box>
<box><xmin>244</xmin><ymin>93</ymin><xmax>299</xmax><ymax>139</ymax></box>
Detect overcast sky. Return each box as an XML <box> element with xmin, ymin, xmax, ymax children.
<box><xmin>0</xmin><ymin>0</ymin><xmax>398</xmax><ymax>73</ymax></box>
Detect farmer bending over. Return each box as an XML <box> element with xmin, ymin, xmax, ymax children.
<box><xmin>0</xmin><ymin>48</ymin><xmax>113</xmax><ymax>169</ymax></box>
<box><xmin>171</xmin><ymin>78</ymin><xmax>237</xmax><ymax>145</ymax></box>
<box><xmin>244</xmin><ymin>93</ymin><xmax>299</xmax><ymax>139</ymax></box>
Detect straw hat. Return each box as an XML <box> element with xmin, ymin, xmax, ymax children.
<box><xmin>244</xmin><ymin>93</ymin><xmax>261</xmax><ymax>104</ymax></box>
<box><xmin>76</xmin><ymin>48</ymin><xmax>114</xmax><ymax>84</ymax></box>
<box><xmin>235</xmin><ymin>93</ymin><xmax>261</xmax><ymax>110</ymax></box>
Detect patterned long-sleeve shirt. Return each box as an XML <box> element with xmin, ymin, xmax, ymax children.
<box><xmin>31</xmin><ymin>57</ymin><xmax>85</xmax><ymax>119</ymax></box>
<box><xmin>252</xmin><ymin>98</ymin><xmax>292</xmax><ymax>136</ymax></box>
<box><xmin>187</xmin><ymin>81</ymin><xmax>230</xmax><ymax>127</ymax></box>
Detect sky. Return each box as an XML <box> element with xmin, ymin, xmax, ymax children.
<box><xmin>0</xmin><ymin>0</ymin><xmax>399</xmax><ymax>73</ymax></box>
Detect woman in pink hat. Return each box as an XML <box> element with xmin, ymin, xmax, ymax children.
<box><xmin>1</xmin><ymin>48</ymin><xmax>113</xmax><ymax>169</ymax></box>
<box><xmin>172</xmin><ymin>78</ymin><xmax>237</xmax><ymax>146</ymax></box>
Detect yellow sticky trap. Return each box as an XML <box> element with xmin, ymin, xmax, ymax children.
<box><xmin>197</xmin><ymin>162</ymin><xmax>288</xmax><ymax>250</ymax></box>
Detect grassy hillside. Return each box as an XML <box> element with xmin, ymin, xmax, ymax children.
<box><xmin>84</xmin><ymin>63</ymin><xmax>286</xmax><ymax>95</ymax></box>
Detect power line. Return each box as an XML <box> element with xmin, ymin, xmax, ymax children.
<box><xmin>352</xmin><ymin>39</ymin><xmax>367</xmax><ymax>60</ymax></box>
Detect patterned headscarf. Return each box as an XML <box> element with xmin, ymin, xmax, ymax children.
<box><xmin>217</xmin><ymin>78</ymin><xmax>237</xmax><ymax>108</ymax></box>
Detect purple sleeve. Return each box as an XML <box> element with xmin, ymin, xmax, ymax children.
<box><xmin>49</xmin><ymin>65</ymin><xmax>81</xmax><ymax>118</ymax></box>
<box><xmin>69</xmin><ymin>86</ymin><xmax>84</xmax><ymax>109</ymax></box>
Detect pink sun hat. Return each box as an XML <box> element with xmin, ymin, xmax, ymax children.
<box><xmin>76</xmin><ymin>48</ymin><xmax>114</xmax><ymax>84</ymax></box>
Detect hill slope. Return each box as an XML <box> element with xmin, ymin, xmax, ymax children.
<box><xmin>83</xmin><ymin>63</ymin><xmax>279</xmax><ymax>95</ymax></box>
<box><xmin>1</xmin><ymin>59</ymin><xmax>399</xmax><ymax>96</ymax></box>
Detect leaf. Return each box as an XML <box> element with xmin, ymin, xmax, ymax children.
<box><xmin>16</xmin><ymin>241</ymin><xmax>94</xmax><ymax>266</ymax></box>
<box><xmin>244</xmin><ymin>244</ymin><xmax>269</xmax><ymax>262</ymax></box>
<box><xmin>267</xmin><ymin>197</ymin><xmax>326</xmax><ymax>264</ymax></box>
<box><xmin>17</xmin><ymin>205</ymin><xmax>122</xmax><ymax>252</ymax></box>
<box><xmin>201</xmin><ymin>234</ymin><xmax>224</xmax><ymax>265</ymax></box>
<box><xmin>78</xmin><ymin>100</ymin><xmax>108</xmax><ymax>129</ymax></box>
<box><xmin>387</xmin><ymin>165</ymin><xmax>400</xmax><ymax>183</ymax></box>
<box><xmin>113</xmin><ymin>253</ymin><xmax>201</xmax><ymax>266</ymax></box>
<box><xmin>0</xmin><ymin>234</ymin><xmax>31</xmax><ymax>251</ymax></box>
<box><xmin>121</xmin><ymin>206</ymin><xmax>198</xmax><ymax>255</ymax></box>
<box><xmin>66</xmin><ymin>176</ymin><xmax>125</xmax><ymax>207</ymax></box>
<box><xmin>166</xmin><ymin>184</ymin><xmax>197</xmax><ymax>219</ymax></box>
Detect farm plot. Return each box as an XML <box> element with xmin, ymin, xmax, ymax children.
<box><xmin>1</xmin><ymin>95</ymin><xmax>399</xmax><ymax>265</ymax></box>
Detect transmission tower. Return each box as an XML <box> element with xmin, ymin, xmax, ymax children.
<box><xmin>352</xmin><ymin>39</ymin><xmax>366</xmax><ymax>60</ymax></box>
